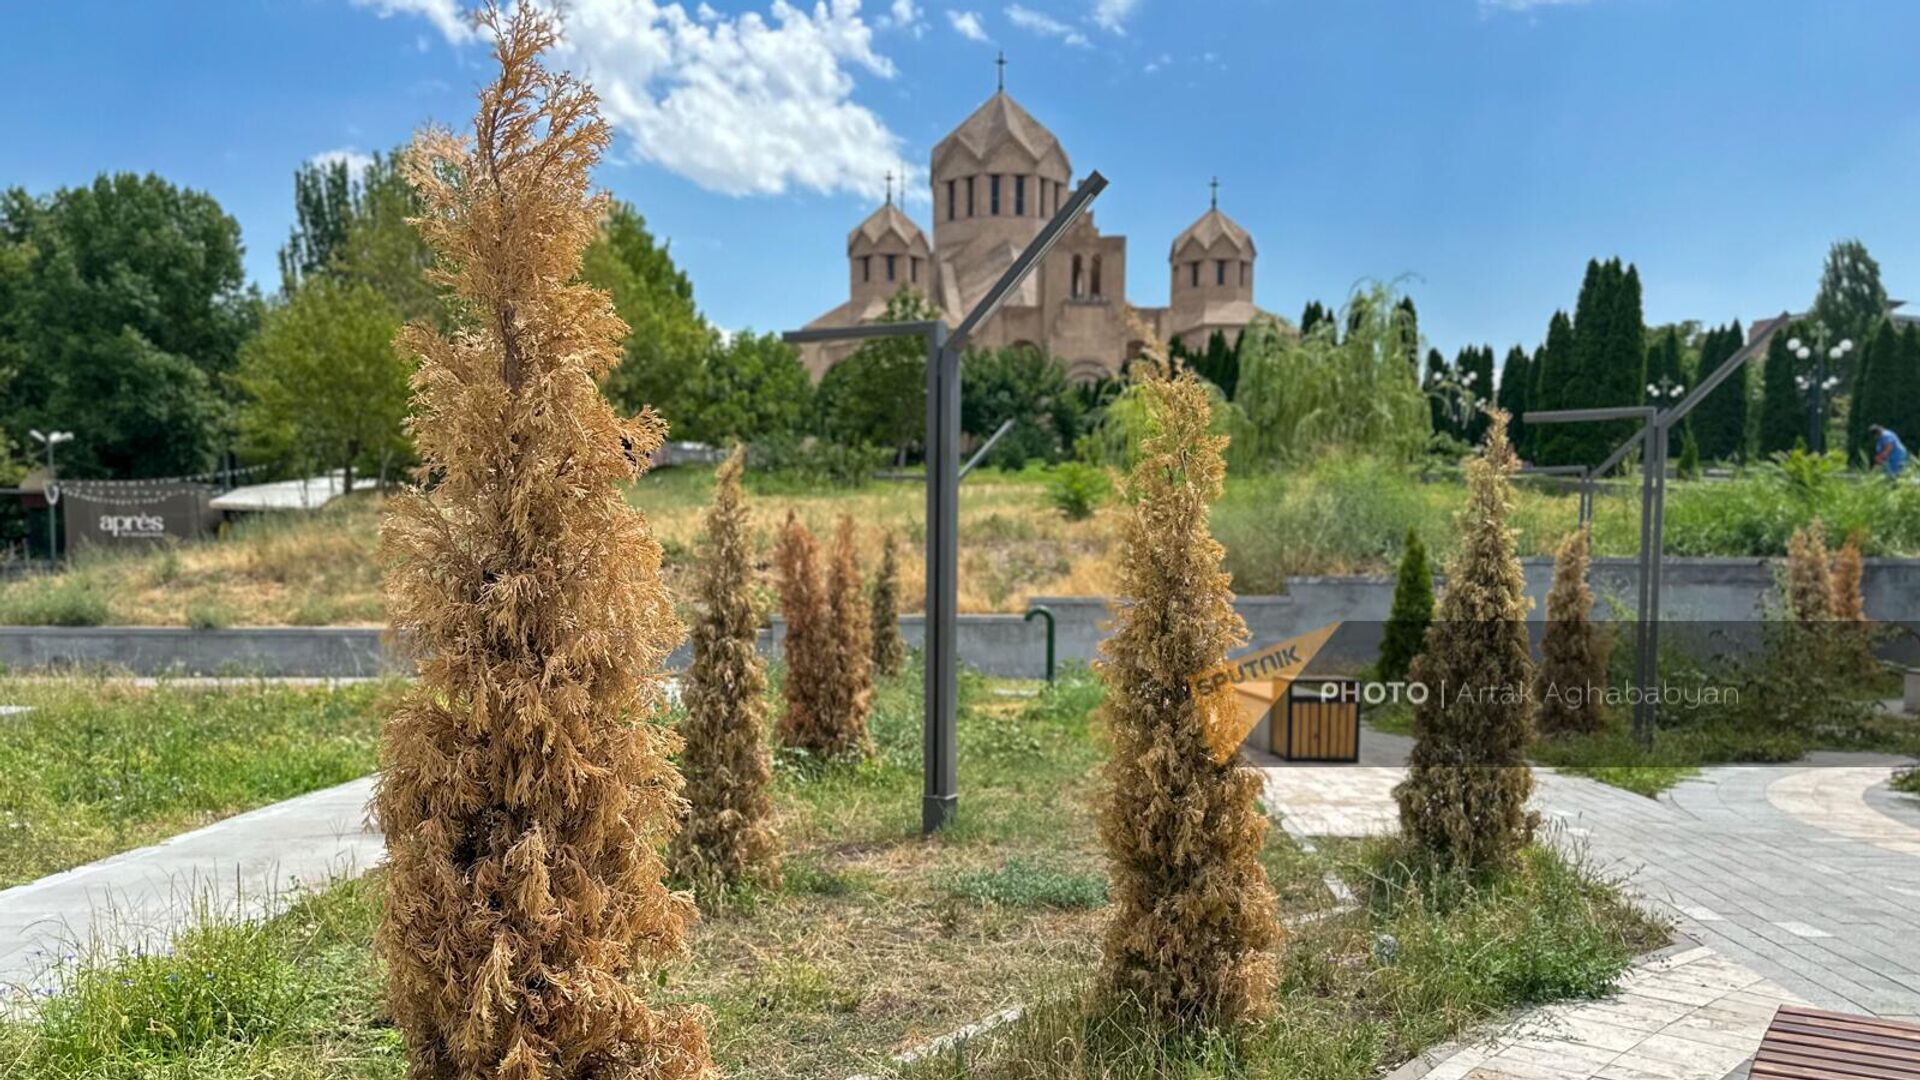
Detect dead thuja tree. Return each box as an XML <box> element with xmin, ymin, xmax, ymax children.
<box><xmin>1535</xmin><ymin>525</ymin><xmax>1610</xmax><ymax>738</ymax></box>
<box><xmin>774</xmin><ymin>512</ymin><xmax>834</xmax><ymax>754</ymax></box>
<box><xmin>823</xmin><ymin>516</ymin><xmax>875</xmax><ymax>755</ymax></box>
<box><xmin>670</xmin><ymin>447</ymin><xmax>780</xmax><ymax>898</ymax></box>
<box><xmin>1829</xmin><ymin>533</ymin><xmax>1877</xmax><ymax>674</ymax></box>
<box><xmin>1394</xmin><ymin>409</ymin><xmax>1536</xmax><ymax>872</ymax></box>
<box><xmin>1098</xmin><ymin>329</ymin><xmax>1277</xmax><ymax>1029</ymax></box>
<box><xmin>375</xmin><ymin>7</ymin><xmax>710</xmax><ymax>1078</ymax></box>
<box><xmin>1786</xmin><ymin>521</ymin><xmax>1834</xmax><ymax>624</ymax></box>
<box><xmin>870</xmin><ymin>530</ymin><xmax>908</xmax><ymax>678</ymax></box>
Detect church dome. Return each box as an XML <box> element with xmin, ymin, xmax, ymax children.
<box><xmin>931</xmin><ymin>91</ymin><xmax>1070</xmax><ymax>182</ymax></box>
<box><xmin>1169</xmin><ymin>207</ymin><xmax>1255</xmax><ymax>262</ymax></box>
<box><xmin>847</xmin><ymin>202</ymin><xmax>928</xmax><ymax>256</ymax></box>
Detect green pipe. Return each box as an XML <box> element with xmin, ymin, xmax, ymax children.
<box><xmin>1024</xmin><ymin>605</ymin><xmax>1056</xmax><ymax>684</ymax></box>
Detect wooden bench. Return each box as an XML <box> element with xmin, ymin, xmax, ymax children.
<box><xmin>1753</xmin><ymin>1005</ymin><xmax>1920</xmax><ymax>1080</ymax></box>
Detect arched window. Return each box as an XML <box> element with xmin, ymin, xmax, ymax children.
<box><xmin>1015</xmin><ymin>175</ymin><xmax>1026</xmax><ymax>216</ymax></box>
<box><xmin>1240</xmin><ymin>261</ymin><xmax>1249</xmax><ymax>287</ymax></box>
<box><xmin>1090</xmin><ymin>254</ymin><xmax>1104</xmax><ymax>298</ymax></box>
<box><xmin>1071</xmin><ymin>254</ymin><xmax>1084</xmax><ymax>298</ymax></box>
<box><xmin>1189</xmin><ymin>261</ymin><xmax>1200</xmax><ymax>288</ymax></box>
<box><xmin>861</xmin><ymin>255</ymin><xmax>871</xmax><ymax>283</ymax></box>
<box><xmin>946</xmin><ymin>180</ymin><xmax>956</xmax><ymax>222</ymax></box>
<box><xmin>911</xmin><ymin>257</ymin><xmax>920</xmax><ymax>284</ymax></box>
<box><xmin>967</xmin><ymin>176</ymin><xmax>976</xmax><ymax>217</ymax></box>
<box><xmin>1216</xmin><ymin>259</ymin><xmax>1227</xmax><ymax>286</ymax></box>
<box><xmin>886</xmin><ymin>254</ymin><xmax>898</xmax><ymax>282</ymax></box>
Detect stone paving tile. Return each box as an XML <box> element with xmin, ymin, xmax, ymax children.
<box><xmin>0</xmin><ymin>776</ymin><xmax>380</xmax><ymax>999</ymax></box>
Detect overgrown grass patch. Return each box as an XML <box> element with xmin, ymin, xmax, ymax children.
<box><xmin>0</xmin><ymin>662</ymin><xmax>1666</xmax><ymax>1080</ymax></box>
<box><xmin>0</xmin><ymin>678</ymin><xmax>391</xmax><ymax>886</ymax></box>
<box><xmin>902</xmin><ymin>838</ymin><xmax>1662</xmax><ymax>1080</ymax></box>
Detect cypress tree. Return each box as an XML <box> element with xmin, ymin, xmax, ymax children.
<box><xmin>774</xmin><ymin>512</ymin><xmax>836</xmax><ymax>754</ymax></box>
<box><xmin>1459</xmin><ymin>345</ymin><xmax>1496</xmax><ymax>445</ymax></box>
<box><xmin>1535</xmin><ymin>526</ymin><xmax>1608</xmax><ymax>738</ymax></box>
<box><xmin>823</xmin><ymin>516</ymin><xmax>874</xmax><ymax>757</ymax></box>
<box><xmin>1396</xmin><ymin>296</ymin><xmax>1422</xmax><ymax>370</ymax></box>
<box><xmin>1603</xmin><ymin>263</ymin><xmax>1649</xmax><ymax>451</ymax></box>
<box><xmin>1394</xmin><ymin>410</ymin><xmax>1536</xmax><ymax>871</ymax></box>
<box><xmin>1300</xmin><ymin>300</ymin><xmax>1333</xmax><ymax>339</ymax></box>
<box><xmin>1759</xmin><ymin>318</ymin><xmax>1810</xmax><ymax>457</ymax></box>
<box><xmin>1692</xmin><ymin>322</ymin><xmax>1749</xmax><ymax>462</ymax></box>
<box><xmin>1495</xmin><ymin>345</ymin><xmax>1532</xmax><ymax>458</ymax></box>
<box><xmin>375</xmin><ymin>7</ymin><xmax>712</xmax><ymax>1074</ymax></box>
<box><xmin>1531</xmin><ymin>310</ymin><xmax>1577</xmax><ymax>465</ymax></box>
<box><xmin>1378</xmin><ymin>529</ymin><xmax>1433</xmax><ymax>683</ymax></box>
<box><xmin>1851</xmin><ymin>319</ymin><xmax>1920</xmax><ymax>465</ymax></box>
<box><xmin>870</xmin><ymin>530</ymin><xmax>907</xmax><ymax>677</ymax></box>
<box><xmin>1193</xmin><ymin>328</ymin><xmax>1240</xmax><ymax>400</ymax></box>
<box><xmin>1786</xmin><ymin>521</ymin><xmax>1833</xmax><ymax>624</ymax></box>
<box><xmin>1425</xmin><ymin>348</ymin><xmax>1454</xmax><ymax>441</ymax></box>
<box><xmin>1646</xmin><ymin>326</ymin><xmax>1686</xmax><ymax>458</ymax></box>
<box><xmin>1100</xmin><ymin>363</ymin><xmax>1278</xmax><ymax>1028</ymax></box>
<box><xmin>672</xmin><ymin>447</ymin><xmax>781</xmax><ymax>897</ymax></box>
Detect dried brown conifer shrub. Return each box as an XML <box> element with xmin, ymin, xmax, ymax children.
<box><xmin>870</xmin><ymin>530</ymin><xmax>908</xmax><ymax>678</ymax></box>
<box><xmin>1786</xmin><ymin>521</ymin><xmax>1834</xmax><ymax>623</ymax></box>
<box><xmin>374</xmin><ymin>7</ymin><xmax>711</xmax><ymax>1078</ymax></box>
<box><xmin>670</xmin><ymin>447</ymin><xmax>780</xmax><ymax>898</ymax></box>
<box><xmin>1098</xmin><ymin>348</ymin><xmax>1278</xmax><ymax>1029</ymax></box>
<box><xmin>1535</xmin><ymin>526</ymin><xmax>1610</xmax><ymax>738</ymax></box>
<box><xmin>821</xmin><ymin>516</ymin><xmax>875</xmax><ymax>757</ymax></box>
<box><xmin>1394</xmin><ymin>410</ymin><xmax>1536</xmax><ymax>872</ymax></box>
<box><xmin>774</xmin><ymin>511</ymin><xmax>836</xmax><ymax>755</ymax></box>
<box><xmin>1829</xmin><ymin>532</ymin><xmax>1875</xmax><ymax>674</ymax></box>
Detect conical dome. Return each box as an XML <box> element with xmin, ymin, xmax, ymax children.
<box><xmin>1171</xmin><ymin>207</ymin><xmax>1255</xmax><ymax>262</ymax></box>
<box><xmin>931</xmin><ymin>91</ymin><xmax>1070</xmax><ymax>181</ymax></box>
<box><xmin>847</xmin><ymin>202</ymin><xmax>928</xmax><ymax>255</ymax></box>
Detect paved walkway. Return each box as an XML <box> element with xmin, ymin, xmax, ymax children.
<box><xmin>0</xmin><ymin>776</ymin><xmax>380</xmax><ymax>999</ymax></box>
<box><xmin>1262</xmin><ymin>740</ymin><xmax>1920</xmax><ymax>1076</ymax></box>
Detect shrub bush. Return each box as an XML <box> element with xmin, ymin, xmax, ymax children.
<box><xmin>1047</xmin><ymin>462</ymin><xmax>1111</xmax><ymax>521</ymax></box>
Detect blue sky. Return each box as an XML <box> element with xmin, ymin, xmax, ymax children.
<box><xmin>5</xmin><ymin>0</ymin><xmax>1918</xmax><ymax>358</ymax></box>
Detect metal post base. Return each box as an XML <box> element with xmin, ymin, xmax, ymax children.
<box><xmin>922</xmin><ymin>795</ymin><xmax>958</xmax><ymax>834</ymax></box>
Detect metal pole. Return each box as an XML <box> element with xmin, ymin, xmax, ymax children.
<box><xmin>958</xmin><ymin>418</ymin><xmax>1016</xmax><ymax>480</ymax></box>
<box><xmin>1644</xmin><ymin>416</ymin><xmax>1668</xmax><ymax>746</ymax></box>
<box><xmin>1024</xmin><ymin>605</ymin><xmax>1056</xmax><ymax>683</ymax></box>
<box><xmin>1631</xmin><ymin>428</ymin><xmax>1656</xmax><ymax>746</ymax></box>
<box><xmin>923</xmin><ymin>325</ymin><xmax>960</xmax><ymax>833</ymax></box>
<box><xmin>44</xmin><ymin>440</ymin><xmax>56</xmax><ymax>563</ymax></box>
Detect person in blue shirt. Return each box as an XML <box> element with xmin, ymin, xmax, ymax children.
<box><xmin>1869</xmin><ymin>425</ymin><xmax>1908</xmax><ymax>479</ymax></box>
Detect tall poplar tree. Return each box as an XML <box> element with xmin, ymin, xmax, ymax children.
<box><xmin>375</xmin><ymin>7</ymin><xmax>712</xmax><ymax>1076</ymax></box>
<box><xmin>1530</xmin><ymin>310</ymin><xmax>1577</xmax><ymax>465</ymax></box>
<box><xmin>1812</xmin><ymin>239</ymin><xmax>1888</xmax><ymax>382</ymax></box>
<box><xmin>1495</xmin><ymin>345</ymin><xmax>1531</xmax><ymax>457</ymax></box>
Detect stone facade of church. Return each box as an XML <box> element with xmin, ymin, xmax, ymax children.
<box><xmin>798</xmin><ymin>89</ymin><xmax>1264</xmax><ymax>383</ymax></box>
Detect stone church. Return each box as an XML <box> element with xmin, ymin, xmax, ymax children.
<box><xmin>798</xmin><ymin>86</ymin><xmax>1265</xmax><ymax>383</ymax></box>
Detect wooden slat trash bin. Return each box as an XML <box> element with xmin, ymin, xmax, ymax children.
<box><xmin>1753</xmin><ymin>1005</ymin><xmax>1920</xmax><ymax>1079</ymax></box>
<box><xmin>1273</xmin><ymin>677</ymin><xmax>1361</xmax><ymax>763</ymax></box>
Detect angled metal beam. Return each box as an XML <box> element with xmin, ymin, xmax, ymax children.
<box><xmin>948</xmin><ymin>171</ymin><xmax>1108</xmax><ymax>352</ymax></box>
<box><xmin>1517</xmin><ymin>465</ymin><xmax>1589</xmax><ymax>477</ymax></box>
<box><xmin>959</xmin><ymin>419</ymin><xmax>1017</xmax><ymax>480</ymax></box>
<box><xmin>1525</xmin><ymin>406</ymin><xmax>1656</xmax><ymax>426</ymax></box>
<box><xmin>783</xmin><ymin>319</ymin><xmax>946</xmax><ymax>346</ymax></box>
<box><xmin>1660</xmin><ymin>332</ymin><xmax>1768</xmax><ymax>431</ymax></box>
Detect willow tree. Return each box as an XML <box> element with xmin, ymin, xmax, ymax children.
<box><xmin>1099</xmin><ymin>343</ymin><xmax>1277</xmax><ymax>1028</ymax></box>
<box><xmin>375</xmin><ymin>7</ymin><xmax>711</xmax><ymax>1078</ymax></box>
<box><xmin>1394</xmin><ymin>410</ymin><xmax>1536</xmax><ymax>871</ymax></box>
<box><xmin>671</xmin><ymin>447</ymin><xmax>780</xmax><ymax>897</ymax></box>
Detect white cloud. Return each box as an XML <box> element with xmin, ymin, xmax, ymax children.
<box><xmin>1478</xmin><ymin>0</ymin><xmax>1590</xmax><ymax>11</ymax></box>
<box><xmin>1142</xmin><ymin>51</ymin><xmax>1169</xmax><ymax>73</ymax></box>
<box><xmin>1089</xmin><ymin>0</ymin><xmax>1136</xmax><ymax>34</ymax></box>
<box><xmin>370</xmin><ymin>0</ymin><xmax>923</xmax><ymax>205</ymax></box>
<box><xmin>1005</xmin><ymin>4</ymin><xmax>1087</xmax><ymax>47</ymax></box>
<box><xmin>946</xmin><ymin>9</ymin><xmax>990</xmax><ymax>41</ymax></box>
<box><xmin>881</xmin><ymin>0</ymin><xmax>927</xmax><ymax>36</ymax></box>
<box><xmin>350</xmin><ymin>0</ymin><xmax>475</xmax><ymax>42</ymax></box>
<box><xmin>310</xmin><ymin>147</ymin><xmax>376</xmax><ymax>180</ymax></box>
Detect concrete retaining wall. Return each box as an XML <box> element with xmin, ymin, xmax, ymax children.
<box><xmin>3</xmin><ymin>558</ymin><xmax>1916</xmax><ymax>678</ymax></box>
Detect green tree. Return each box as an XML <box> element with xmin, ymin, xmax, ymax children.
<box><xmin>961</xmin><ymin>343</ymin><xmax>1080</xmax><ymax>467</ymax></box>
<box><xmin>1849</xmin><ymin>319</ymin><xmax>1920</xmax><ymax>465</ymax></box>
<box><xmin>693</xmin><ymin>330</ymin><xmax>813</xmax><ymax>444</ymax></box>
<box><xmin>816</xmin><ymin>289</ymin><xmax>934</xmax><ymax>461</ymax></box>
<box><xmin>1534</xmin><ymin>260</ymin><xmax>1644</xmax><ymax>466</ymax></box>
<box><xmin>1424</xmin><ymin>348</ymin><xmax>1453</xmax><ymax>441</ymax></box>
<box><xmin>1646</xmin><ymin>325</ymin><xmax>1688</xmax><ymax>458</ymax></box>
<box><xmin>1378</xmin><ymin>529</ymin><xmax>1433</xmax><ymax>683</ymax></box>
<box><xmin>280</xmin><ymin>150</ymin><xmax>440</xmax><ymax>325</ymax></box>
<box><xmin>1759</xmin><ymin>318</ymin><xmax>1811</xmax><ymax>456</ymax></box>
<box><xmin>1299</xmin><ymin>300</ymin><xmax>1334</xmax><ymax>339</ymax></box>
<box><xmin>1395</xmin><ymin>296</ymin><xmax>1422</xmax><ymax>369</ymax></box>
<box><xmin>0</xmin><ymin>174</ymin><xmax>257</xmax><ymax>478</ymax></box>
<box><xmin>1191</xmin><ymin>328</ymin><xmax>1241</xmax><ymax>400</ymax></box>
<box><xmin>1228</xmin><ymin>286</ymin><xmax>1428</xmax><ymax>469</ymax></box>
<box><xmin>1811</xmin><ymin>238</ymin><xmax>1888</xmax><ymax>381</ymax></box>
<box><xmin>583</xmin><ymin>201</ymin><xmax>715</xmax><ymax>429</ymax></box>
<box><xmin>233</xmin><ymin>277</ymin><xmax>409</xmax><ymax>491</ymax></box>
<box><xmin>1495</xmin><ymin>345</ymin><xmax>1532</xmax><ymax>457</ymax></box>
<box><xmin>1459</xmin><ymin>344</ymin><xmax>1496</xmax><ymax>444</ymax></box>
<box><xmin>1691</xmin><ymin>322</ymin><xmax>1749</xmax><ymax>462</ymax></box>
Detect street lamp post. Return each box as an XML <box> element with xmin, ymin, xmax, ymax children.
<box><xmin>1786</xmin><ymin>327</ymin><xmax>1852</xmax><ymax>454</ymax></box>
<box><xmin>28</xmin><ymin>429</ymin><xmax>74</xmax><ymax>562</ymax></box>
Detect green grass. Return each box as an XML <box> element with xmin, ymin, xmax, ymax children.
<box><xmin>0</xmin><ymin>678</ymin><xmax>391</xmax><ymax>886</ymax></box>
<box><xmin>0</xmin><ymin>662</ymin><xmax>1665</xmax><ymax>1080</ymax></box>
<box><xmin>901</xmin><ymin>840</ymin><xmax>1664</xmax><ymax>1080</ymax></box>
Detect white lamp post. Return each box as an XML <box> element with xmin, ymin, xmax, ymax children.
<box><xmin>28</xmin><ymin>429</ymin><xmax>73</xmax><ymax>561</ymax></box>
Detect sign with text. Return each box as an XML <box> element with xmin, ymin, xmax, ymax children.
<box><xmin>62</xmin><ymin>485</ymin><xmax>218</xmax><ymax>552</ymax></box>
